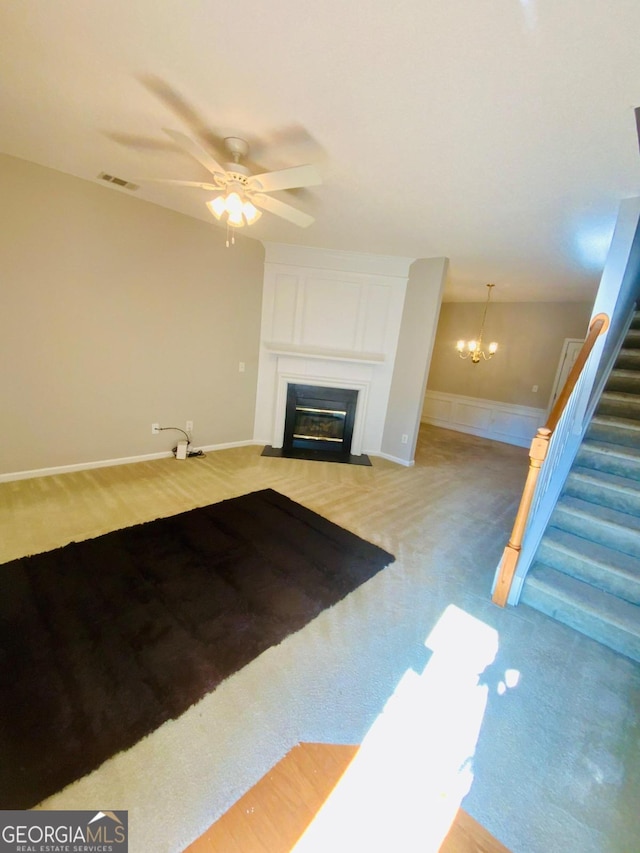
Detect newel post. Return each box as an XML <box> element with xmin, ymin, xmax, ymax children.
<box><xmin>492</xmin><ymin>427</ymin><xmax>551</xmax><ymax>607</ymax></box>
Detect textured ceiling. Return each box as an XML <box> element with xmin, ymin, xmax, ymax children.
<box><xmin>1</xmin><ymin>1</ymin><xmax>639</xmax><ymax>301</ymax></box>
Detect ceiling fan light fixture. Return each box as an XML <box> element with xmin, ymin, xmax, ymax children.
<box><xmin>227</xmin><ymin>209</ymin><xmax>245</xmax><ymax>227</ymax></box>
<box><xmin>207</xmin><ymin>191</ymin><xmax>261</xmax><ymax>227</ymax></box>
<box><xmin>207</xmin><ymin>196</ymin><xmax>226</xmax><ymax>220</ymax></box>
<box><xmin>242</xmin><ymin>200</ymin><xmax>261</xmax><ymax>225</ymax></box>
<box><xmin>149</xmin><ymin>130</ymin><xmax>320</xmax><ymax>235</ymax></box>
<box><xmin>225</xmin><ymin>192</ymin><xmax>243</xmax><ymax>216</ymax></box>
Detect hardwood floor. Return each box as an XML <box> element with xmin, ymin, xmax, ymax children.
<box><xmin>184</xmin><ymin>743</ymin><xmax>511</xmax><ymax>853</ymax></box>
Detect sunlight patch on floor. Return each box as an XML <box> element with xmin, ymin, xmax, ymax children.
<box><xmin>292</xmin><ymin>605</ymin><xmax>506</xmax><ymax>852</ymax></box>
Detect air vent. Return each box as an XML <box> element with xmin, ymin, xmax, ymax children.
<box><xmin>98</xmin><ymin>172</ymin><xmax>139</xmax><ymax>191</ymax></box>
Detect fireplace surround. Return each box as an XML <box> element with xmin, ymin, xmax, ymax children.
<box><xmin>262</xmin><ymin>380</ymin><xmax>372</xmax><ymax>465</ymax></box>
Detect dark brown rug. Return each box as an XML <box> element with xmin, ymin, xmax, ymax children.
<box><xmin>0</xmin><ymin>488</ymin><xmax>394</xmax><ymax>809</ymax></box>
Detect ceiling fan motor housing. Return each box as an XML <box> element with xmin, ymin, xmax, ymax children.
<box><xmin>224</xmin><ymin>136</ymin><xmax>250</xmax><ymax>162</ymax></box>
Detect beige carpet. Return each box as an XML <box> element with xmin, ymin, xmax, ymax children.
<box><xmin>1</xmin><ymin>426</ymin><xmax>531</xmax><ymax>851</ymax></box>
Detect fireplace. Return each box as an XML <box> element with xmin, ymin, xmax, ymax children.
<box><xmin>283</xmin><ymin>384</ymin><xmax>358</xmax><ymax>458</ymax></box>
<box><xmin>260</xmin><ymin>367</ymin><xmax>373</xmax><ymax>465</ymax></box>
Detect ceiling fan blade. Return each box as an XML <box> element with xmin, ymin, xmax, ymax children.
<box><xmin>106</xmin><ymin>131</ymin><xmax>177</xmax><ymax>152</ymax></box>
<box><xmin>140</xmin><ymin>76</ymin><xmax>231</xmax><ymax>155</ymax></box>
<box><xmin>137</xmin><ymin>178</ymin><xmax>220</xmax><ymax>190</ymax></box>
<box><xmin>163</xmin><ymin>129</ymin><xmax>227</xmax><ymax>178</ymax></box>
<box><xmin>249</xmin><ymin>164</ymin><xmax>321</xmax><ymax>193</ymax></box>
<box><xmin>254</xmin><ymin>194</ymin><xmax>314</xmax><ymax>227</ymax></box>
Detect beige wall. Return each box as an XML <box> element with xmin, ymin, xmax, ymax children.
<box><xmin>0</xmin><ymin>154</ymin><xmax>265</xmax><ymax>475</ymax></box>
<box><xmin>426</xmin><ymin>301</ymin><xmax>594</xmax><ymax>409</ymax></box>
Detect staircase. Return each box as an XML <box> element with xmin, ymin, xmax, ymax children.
<box><xmin>520</xmin><ymin>311</ymin><xmax>640</xmax><ymax>663</ymax></box>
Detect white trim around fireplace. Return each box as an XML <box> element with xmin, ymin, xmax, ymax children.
<box><xmin>273</xmin><ymin>372</ymin><xmax>370</xmax><ymax>456</ymax></box>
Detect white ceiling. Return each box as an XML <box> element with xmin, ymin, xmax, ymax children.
<box><xmin>1</xmin><ymin>1</ymin><xmax>639</xmax><ymax>301</ymax></box>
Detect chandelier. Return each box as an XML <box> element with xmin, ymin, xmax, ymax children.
<box><xmin>456</xmin><ymin>283</ymin><xmax>499</xmax><ymax>363</ymax></box>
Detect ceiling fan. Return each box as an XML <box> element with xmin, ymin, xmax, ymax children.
<box><xmin>141</xmin><ymin>128</ymin><xmax>321</xmax><ymax>233</ymax></box>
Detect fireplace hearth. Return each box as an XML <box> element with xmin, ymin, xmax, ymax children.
<box><xmin>262</xmin><ymin>383</ymin><xmax>371</xmax><ymax>465</ymax></box>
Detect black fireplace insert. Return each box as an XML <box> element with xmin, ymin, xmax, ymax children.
<box><xmin>284</xmin><ymin>384</ymin><xmax>358</xmax><ymax>456</ymax></box>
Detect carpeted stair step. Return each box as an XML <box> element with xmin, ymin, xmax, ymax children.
<box><xmin>597</xmin><ymin>391</ymin><xmax>640</xmax><ymax>419</ymax></box>
<box><xmin>623</xmin><ymin>327</ymin><xmax>640</xmax><ymax>347</ymax></box>
<box><xmin>520</xmin><ymin>563</ymin><xmax>640</xmax><ymax>663</ymax></box>
<box><xmin>537</xmin><ymin>527</ymin><xmax>640</xmax><ymax>603</ymax></box>
<box><xmin>551</xmin><ymin>495</ymin><xmax>640</xmax><ymax>558</ymax></box>
<box><xmin>564</xmin><ymin>467</ymin><xmax>640</xmax><ymax>515</ymax></box>
<box><xmin>587</xmin><ymin>414</ymin><xmax>640</xmax><ymax>448</ymax></box>
<box><xmin>576</xmin><ymin>439</ymin><xmax>640</xmax><ymax>481</ymax></box>
<box><xmin>616</xmin><ymin>347</ymin><xmax>640</xmax><ymax>370</ymax></box>
<box><xmin>605</xmin><ymin>368</ymin><xmax>640</xmax><ymax>394</ymax></box>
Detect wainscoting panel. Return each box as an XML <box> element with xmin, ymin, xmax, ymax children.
<box><xmin>271</xmin><ymin>274</ymin><xmax>299</xmax><ymax>342</ymax></box>
<box><xmin>301</xmin><ymin>276</ymin><xmax>362</xmax><ymax>350</ymax></box>
<box><xmin>362</xmin><ymin>283</ymin><xmax>393</xmax><ymax>352</ymax></box>
<box><xmin>422</xmin><ymin>390</ymin><xmax>545</xmax><ymax>447</ymax></box>
<box><xmin>267</xmin><ymin>267</ymin><xmax>399</xmax><ymax>355</ymax></box>
<box><xmin>455</xmin><ymin>402</ymin><xmax>492</xmax><ymax>430</ymax></box>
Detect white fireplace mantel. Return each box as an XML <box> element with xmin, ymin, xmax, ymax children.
<box><xmin>253</xmin><ymin>245</ymin><xmax>411</xmax><ymax>455</ymax></box>
<box><xmin>263</xmin><ymin>341</ymin><xmax>385</xmax><ymax>364</ymax></box>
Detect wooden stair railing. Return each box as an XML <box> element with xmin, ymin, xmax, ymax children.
<box><xmin>492</xmin><ymin>312</ymin><xmax>610</xmax><ymax>607</ymax></box>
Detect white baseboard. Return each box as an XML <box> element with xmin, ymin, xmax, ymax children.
<box><xmin>422</xmin><ymin>390</ymin><xmax>545</xmax><ymax>448</ymax></box>
<box><xmin>0</xmin><ymin>439</ymin><xmax>408</xmax><ymax>483</ymax></box>
<box><xmin>372</xmin><ymin>451</ymin><xmax>415</xmax><ymax>467</ymax></box>
<box><xmin>199</xmin><ymin>440</ymin><xmax>257</xmax><ymax>453</ymax></box>
<box><xmin>0</xmin><ymin>440</ymin><xmax>258</xmax><ymax>483</ymax></box>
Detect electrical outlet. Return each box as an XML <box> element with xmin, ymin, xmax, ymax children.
<box><xmin>532</xmin><ymin>385</ymin><xmax>538</xmax><ymax>393</ymax></box>
<box><xmin>401</xmin><ymin>434</ymin><xmax>408</xmax><ymax>444</ymax></box>
<box><xmin>239</xmin><ymin>361</ymin><xmax>245</xmax><ymax>373</ymax></box>
<box><xmin>186</xmin><ymin>420</ymin><xmax>193</xmax><ymax>433</ymax></box>
<box><xmin>151</xmin><ymin>423</ymin><xmax>160</xmax><ymax>435</ymax></box>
